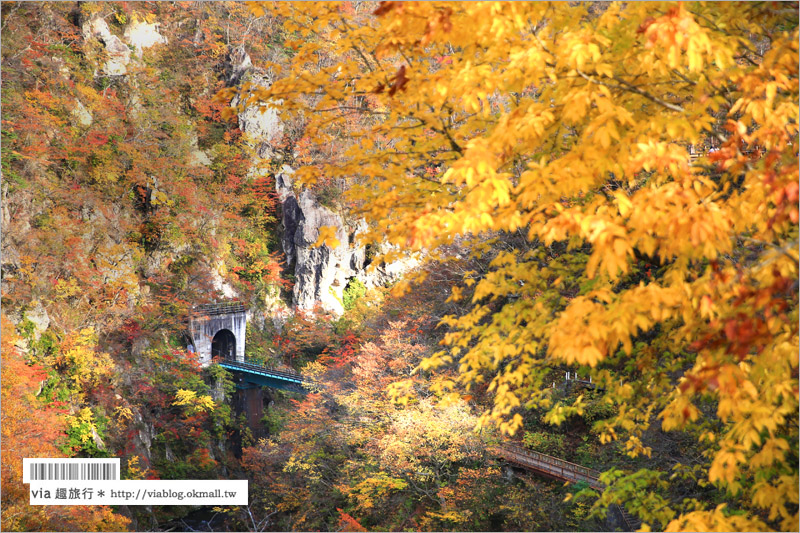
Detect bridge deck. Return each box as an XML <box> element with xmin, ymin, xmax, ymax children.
<box><xmin>217</xmin><ymin>359</ymin><xmax>316</xmax><ymax>392</ymax></box>
<box><xmin>492</xmin><ymin>443</ymin><xmax>603</xmax><ymax>489</ymax></box>
<box><xmin>492</xmin><ymin>443</ymin><xmax>642</xmax><ymax>531</ymax></box>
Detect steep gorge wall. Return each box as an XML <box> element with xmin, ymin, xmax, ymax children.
<box><xmin>0</xmin><ymin>5</ymin><xmax>252</xmax><ymax>493</ymax></box>
<box><xmin>229</xmin><ymin>52</ymin><xmax>416</xmax><ymax>318</ymax></box>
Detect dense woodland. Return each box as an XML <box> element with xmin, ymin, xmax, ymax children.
<box><xmin>1</xmin><ymin>2</ymin><xmax>798</xmax><ymax>532</ymax></box>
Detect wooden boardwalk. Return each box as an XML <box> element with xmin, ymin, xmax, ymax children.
<box><xmin>491</xmin><ymin>443</ymin><xmax>642</xmax><ymax>531</ymax></box>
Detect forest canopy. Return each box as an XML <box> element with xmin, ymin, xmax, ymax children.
<box><xmin>0</xmin><ymin>1</ymin><xmax>797</xmax><ymax>531</ymax></box>
<box><xmin>227</xmin><ymin>2</ymin><xmax>799</xmax><ymax>531</ymax></box>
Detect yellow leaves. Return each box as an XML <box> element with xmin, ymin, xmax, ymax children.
<box><xmin>313</xmin><ymin>225</ymin><xmax>341</xmax><ymax>249</ymax></box>
<box><xmin>629</xmin><ymin>140</ymin><xmax>690</xmax><ymax>177</ymax></box>
<box><xmin>59</xmin><ymin>327</ymin><xmax>113</xmax><ymax>393</ymax></box>
<box><xmin>231</xmin><ymin>6</ymin><xmax>799</xmax><ymax>528</ymax></box>
<box><xmin>113</xmin><ymin>406</ymin><xmax>134</xmax><ymax>423</ymax></box>
<box><xmin>749</xmin><ymin>438</ymin><xmax>789</xmax><ymax>469</ymax></box>
<box><xmin>624</xmin><ymin>435</ymin><xmax>652</xmax><ymax>459</ymax></box>
<box><xmin>54</xmin><ymin>278</ymin><xmax>81</xmax><ymax>300</ymax></box>
<box><xmin>341</xmin><ymin>472</ymin><xmax>408</xmax><ymax>512</ymax></box>
<box><xmin>664</xmin><ymin>504</ymin><xmax>769</xmax><ymax>533</ymax></box>
<box><xmin>172</xmin><ymin>389</ymin><xmax>216</xmax><ymax>413</ymax></box>
<box><xmin>708</xmin><ymin>446</ymin><xmax>746</xmax><ymax>491</ymax></box>
<box><xmin>614</xmin><ymin>191</ymin><xmax>633</xmax><ymax>217</ymax></box>
<box><xmin>498</xmin><ymin>413</ymin><xmax>523</xmax><ymax>436</ymax></box>
<box><xmin>447</xmin><ymin>286</ymin><xmax>463</xmax><ymax>302</ymax></box>
<box><xmin>562</xmin><ymin>31</ymin><xmax>604</xmax><ymax>71</ymax></box>
<box><xmin>386</xmin><ymin>379</ymin><xmax>414</xmax><ymax>407</ymax></box>
<box><xmin>125</xmin><ymin>456</ymin><xmax>149</xmax><ymax>481</ymax></box>
<box><xmin>638</xmin><ymin>4</ymin><xmax>717</xmax><ymax>72</ymax></box>
<box><xmin>599</xmin><ymin>426</ymin><xmax>618</xmax><ymax>445</ymax></box>
<box><xmin>660</xmin><ymin>396</ymin><xmax>700</xmax><ymax>432</ymax></box>
<box><xmin>66</xmin><ymin>407</ymin><xmax>97</xmax><ymax>443</ymax></box>
<box><xmin>150</xmin><ymin>190</ymin><xmax>173</xmax><ymax>207</ymax></box>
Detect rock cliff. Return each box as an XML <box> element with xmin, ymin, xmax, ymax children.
<box><xmin>230</xmin><ymin>53</ymin><xmax>415</xmax><ymax>317</ymax></box>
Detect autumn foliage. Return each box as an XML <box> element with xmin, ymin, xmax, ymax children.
<box><xmin>1</xmin><ymin>317</ymin><xmax>130</xmax><ymax>532</ymax></box>
<box><xmin>1</xmin><ymin>1</ymin><xmax>797</xmax><ymax>532</ymax></box>
<box><xmin>235</xmin><ymin>2</ymin><xmax>798</xmax><ymax>531</ymax></box>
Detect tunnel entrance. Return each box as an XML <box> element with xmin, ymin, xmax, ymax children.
<box><xmin>211</xmin><ymin>329</ymin><xmax>236</xmax><ymax>360</ymax></box>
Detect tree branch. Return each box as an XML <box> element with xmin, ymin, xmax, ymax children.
<box><xmin>576</xmin><ymin>69</ymin><xmax>685</xmax><ymax>113</ymax></box>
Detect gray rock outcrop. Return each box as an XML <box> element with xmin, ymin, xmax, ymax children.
<box><xmin>188</xmin><ymin>132</ymin><xmax>212</xmax><ymax>167</ymax></box>
<box><xmin>123</xmin><ymin>20</ymin><xmax>167</xmax><ymax>59</ymax></box>
<box><xmin>82</xmin><ymin>16</ymin><xmax>167</xmax><ymax>76</ymax></box>
<box><xmin>232</xmin><ymin>51</ymin><xmax>416</xmax><ymax>317</ymax></box>
<box><xmin>82</xmin><ymin>17</ymin><xmax>131</xmax><ymax>76</ymax></box>
<box><xmin>276</xmin><ymin>170</ymin><xmax>366</xmax><ymax>316</ymax></box>
<box><xmin>72</xmin><ymin>98</ymin><xmax>93</xmax><ymax>127</ymax></box>
<box><xmin>24</xmin><ymin>301</ymin><xmax>51</xmax><ymax>341</ymax></box>
<box><xmin>231</xmin><ymin>68</ymin><xmax>283</xmax><ymax>159</ymax></box>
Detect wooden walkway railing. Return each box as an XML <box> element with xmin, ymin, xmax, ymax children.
<box><xmin>491</xmin><ymin>443</ymin><xmax>603</xmax><ymax>489</ymax></box>
<box><xmin>491</xmin><ymin>443</ymin><xmax>642</xmax><ymax>531</ymax></box>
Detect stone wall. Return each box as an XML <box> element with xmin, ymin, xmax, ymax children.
<box><xmin>189</xmin><ymin>311</ymin><xmax>247</xmax><ymax>365</ymax></box>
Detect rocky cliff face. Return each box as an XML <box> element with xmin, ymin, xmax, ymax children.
<box><xmin>276</xmin><ymin>170</ymin><xmax>368</xmax><ymax>316</ymax></box>
<box><xmin>230</xmin><ymin>53</ymin><xmax>415</xmax><ymax>317</ymax></box>
<box><xmin>81</xmin><ymin>15</ymin><xmax>167</xmax><ymax>76</ymax></box>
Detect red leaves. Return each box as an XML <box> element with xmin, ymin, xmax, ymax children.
<box><xmin>388</xmin><ymin>65</ymin><xmax>409</xmax><ymax>96</ymax></box>
<box><xmin>373</xmin><ymin>1</ymin><xmax>396</xmax><ymax>16</ymax></box>
<box><xmin>374</xmin><ymin>65</ymin><xmax>410</xmax><ymax>96</ymax></box>
<box><xmin>318</xmin><ymin>331</ymin><xmax>361</xmax><ymax>368</ymax></box>
<box><xmin>337</xmin><ymin>509</ymin><xmax>367</xmax><ymax>532</ymax></box>
<box><xmin>636</xmin><ymin>17</ymin><xmax>656</xmax><ymax>34</ymax></box>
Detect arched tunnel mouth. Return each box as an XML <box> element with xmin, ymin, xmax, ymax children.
<box><xmin>211</xmin><ymin>329</ymin><xmax>236</xmax><ymax>360</ymax></box>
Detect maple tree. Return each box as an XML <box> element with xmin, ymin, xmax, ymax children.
<box><xmin>233</xmin><ymin>2</ymin><xmax>799</xmax><ymax>530</ymax></box>
<box><xmin>240</xmin><ymin>278</ymin><xmax>592</xmax><ymax>531</ymax></box>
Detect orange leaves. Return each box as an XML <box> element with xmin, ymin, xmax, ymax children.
<box><xmin>237</xmin><ymin>3</ymin><xmax>798</xmax><ymax>528</ymax></box>
<box><xmin>636</xmin><ymin>4</ymin><xmax>715</xmax><ymax>71</ymax></box>
<box><xmin>337</xmin><ymin>509</ymin><xmax>367</xmax><ymax>532</ymax></box>
<box><xmin>1</xmin><ymin>316</ymin><xmax>130</xmax><ymax>532</ymax></box>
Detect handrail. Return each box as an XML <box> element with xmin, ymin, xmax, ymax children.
<box><xmin>217</xmin><ymin>358</ymin><xmax>318</xmax><ymax>386</ymax></box>
<box><xmin>219</xmin><ymin>359</ymin><xmax>304</xmax><ymax>380</ymax></box>
<box><xmin>191</xmin><ymin>301</ymin><xmax>246</xmax><ymax>316</ymax></box>
<box><xmin>493</xmin><ymin>444</ymin><xmax>641</xmax><ymax>530</ymax></box>
<box><xmin>495</xmin><ymin>443</ymin><xmax>602</xmax><ymax>479</ymax></box>
<box><xmin>491</xmin><ymin>444</ymin><xmax>604</xmax><ymax>489</ymax></box>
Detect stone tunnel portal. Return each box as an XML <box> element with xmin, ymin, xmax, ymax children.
<box><xmin>211</xmin><ymin>328</ymin><xmax>236</xmax><ymax>360</ymax></box>
<box><xmin>188</xmin><ymin>302</ymin><xmax>247</xmax><ymax>366</ymax></box>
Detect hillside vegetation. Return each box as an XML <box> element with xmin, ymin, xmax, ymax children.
<box><xmin>2</xmin><ymin>2</ymin><xmax>797</xmax><ymax>532</ymax></box>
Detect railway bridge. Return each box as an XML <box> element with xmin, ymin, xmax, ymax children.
<box><xmin>188</xmin><ymin>301</ymin><xmax>315</xmax><ymax>392</ymax></box>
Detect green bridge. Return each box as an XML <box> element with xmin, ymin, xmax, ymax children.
<box><xmin>218</xmin><ymin>359</ymin><xmax>316</xmax><ymax>393</ymax></box>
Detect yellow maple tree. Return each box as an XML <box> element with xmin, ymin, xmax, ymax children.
<box><xmin>228</xmin><ymin>2</ymin><xmax>798</xmax><ymax>530</ymax></box>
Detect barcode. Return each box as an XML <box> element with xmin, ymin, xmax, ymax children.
<box><xmin>23</xmin><ymin>458</ymin><xmax>120</xmax><ymax>483</ymax></box>
<box><xmin>29</xmin><ymin>463</ymin><xmax>116</xmax><ymax>481</ymax></box>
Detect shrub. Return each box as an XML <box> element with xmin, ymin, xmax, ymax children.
<box><xmin>522</xmin><ymin>431</ymin><xmax>566</xmax><ymax>456</ymax></box>
<box><xmin>342</xmin><ymin>279</ymin><xmax>367</xmax><ymax>311</ymax></box>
